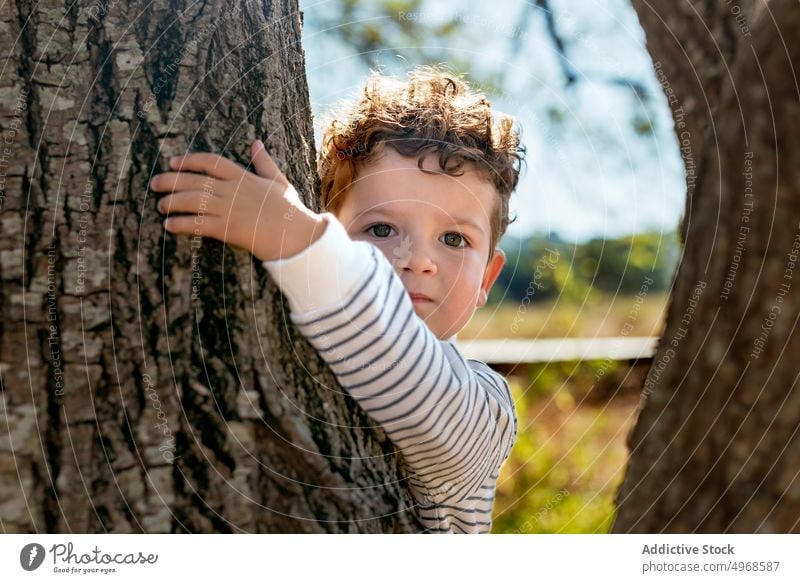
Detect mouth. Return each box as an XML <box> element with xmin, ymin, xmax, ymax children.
<box><xmin>408</xmin><ymin>292</ymin><xmax>433</xmax><ymax>303</ymax></box>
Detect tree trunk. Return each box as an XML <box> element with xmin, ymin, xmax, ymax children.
<box><xmin>0</xmin><ymin>0</ymin><xmax>421</xmax><ymax>533</ymax></box>
<box><xmin>614</xmin><ymin>0</ymin><xmax>800</xmax><ymax>532</ymax></box>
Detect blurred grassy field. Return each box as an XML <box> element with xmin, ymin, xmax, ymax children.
<box><xmin>491</xmin><ymin>361</ymin><xmax>643</xmax><ymax>533</ymax></box>
<box><xmin>461</xmin><ymin>292</ymin><xmax>669</xmax><ymax>340</ymax></box>
<box><xmin>463</xmin><ymin>294</ymin><xmax>669</xmax><ymax>533</ymax></box>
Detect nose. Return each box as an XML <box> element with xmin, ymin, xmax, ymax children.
<box><xmin>394</xmin><ymin>234</ymin><xmax>437</xmax><ymax>275</ymax></box>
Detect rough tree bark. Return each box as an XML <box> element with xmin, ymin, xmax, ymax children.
<box><xmin>0</xmin><ymin>0</ymin><xmax>422</xmax><ymax>533</ymax></box>
<box><xmin>614</xmin><ymin>0</ymin><xmax>800</xmax><ymax>532</ymax></box>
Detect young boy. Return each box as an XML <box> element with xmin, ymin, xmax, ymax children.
<box><xmin>150</xmin><ymin>66</ymin><xmax>525</xmax><ymax>533</ymax></box>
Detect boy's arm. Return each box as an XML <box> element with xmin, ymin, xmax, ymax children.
<box><xmin>263</xmin><ymin>212</ymin><xmax>518</xmax><ymax>504</ymax></box>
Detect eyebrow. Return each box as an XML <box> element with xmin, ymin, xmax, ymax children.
<box><xmin>359</xmin><ymin>208</ymin><xmax>485</xmax><ymax>235</ymax></box>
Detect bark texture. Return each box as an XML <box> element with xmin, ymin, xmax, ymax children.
<box><xmin>614</xmin><ymin>0</ymin><xmax>800</xmax><ymax>532</ymax></box>
<box><xmin>0</xmin><ymin>0</ymin><xmax>422</xmax><ymax>533</ymax></box>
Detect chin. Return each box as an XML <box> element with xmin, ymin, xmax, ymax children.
<box><xmin>432</xmin><ymin>323</ymin><xmax>454</xmax><ymax>340</ymax></box>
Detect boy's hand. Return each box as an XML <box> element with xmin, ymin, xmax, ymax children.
<box><xmin>151</xmin><ymin>139</ymin><xmax>325</xmax><ymax>261</ymax></box>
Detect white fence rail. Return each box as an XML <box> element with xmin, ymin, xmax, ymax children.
<box><xmin>454</xmin><ymin>336</ymin><xmax>660</xmax><ymax>365</ymax></box>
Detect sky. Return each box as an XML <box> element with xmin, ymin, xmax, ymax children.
<box><xmin>298</xmin><ymin>0</ymin><xmax>686</xmax><ymax>243</ymax></box>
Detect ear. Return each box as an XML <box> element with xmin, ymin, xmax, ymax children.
<box><xmin>476</xmin><ymin>249</ymin><xmax>506</xmax><ymax>309</ymax></box>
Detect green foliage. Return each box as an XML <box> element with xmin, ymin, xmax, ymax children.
<box><xmin>496</xmin><ymin>229</ymin><xmax>679</xmax><ymax>308</ymax></box>
<box><xmin>578</xmin><ymin>231</ymin><xmax>679</xmax><ymax>293</ymax></box>
<box><xmin>633</xmin><ymin>115</ymin><xmax>655</xmax><ymax>136</ymax></box>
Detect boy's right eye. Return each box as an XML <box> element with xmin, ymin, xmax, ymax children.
<box><xmin>367</xmin><ymin>223</ymin><xmax>394</xmax><ymax>238</ymax></box>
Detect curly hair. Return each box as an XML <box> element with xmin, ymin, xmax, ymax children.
<box><xmin>316</xmin><ymin>64</ymin><xmax>526</xmax><ymax>262</ymax></box>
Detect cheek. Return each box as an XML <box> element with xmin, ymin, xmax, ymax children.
<box><xmin>444</xmin><ymin>256</ymin><xmax>484</xmax><ymax>282</ymax></box>
<box><xmin>442</xmin><ymin>261</ymin><xmax>484</xmax><ymax>302</ymax></box>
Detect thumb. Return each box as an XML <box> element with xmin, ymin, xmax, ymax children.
<box><xmin>250</xmin><ymin>139</ymin><xmax>286</xmax><ymax>182</ymax></box>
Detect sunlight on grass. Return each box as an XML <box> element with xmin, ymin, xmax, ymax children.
<box><xmin>460</xmin><ymin>295</ymin><xmax>662</xmax><ymax>533</ymax></box>
<box><xmin>491</xmin><ymin>361</ymin><xmax>642</xmax><ymax>534</ymax></box>
<box><xmin>461</xmin><ymin>292</ymin><xmax>669</xmax><ymax>340</ymax></box>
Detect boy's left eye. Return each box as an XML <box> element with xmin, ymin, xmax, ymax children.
<box><xmin>441</xmin><ymin>232</ymin><xmax>469</xmax><ymax>248</ymax></box>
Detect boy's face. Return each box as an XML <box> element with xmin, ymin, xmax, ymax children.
<box><xmin>335</xmin><ymin>147</ymin><xmax>506</xmax><ymax>340</ymax></box>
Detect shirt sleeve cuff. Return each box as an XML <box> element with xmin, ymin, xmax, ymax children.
<box><xmin>261</xmin><ymin>212</ymin><xmax>373</xmax><ymax>315</ymax></box>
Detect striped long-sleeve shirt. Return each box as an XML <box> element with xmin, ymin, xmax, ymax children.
<box><xmin>262</xmin><ymin>212</ymin><xmax>517</xmax><ymax>533</ymax></box>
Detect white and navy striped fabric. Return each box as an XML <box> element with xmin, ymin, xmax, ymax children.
<box><xmin>263</xmin><ymin>212</ymin><xmax>518</xmax><ymax>533</ymax></box>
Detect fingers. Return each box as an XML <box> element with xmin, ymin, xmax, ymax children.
<box><xmin>163</xmin><ymin>214</ymin><xmax>224</xmax><ymax>239</ymax></box>
<box><xmin>150</xmin><ymin>171</ymin><xmax>217</xmax><ymax>194</ymax></box>
<box><xmin>250</xmin><ymin>139</ymin><xmax>287</xmax><ymax>183</ymax></box>
<box><xmin>157</xmin><ymin>190</ymin><xmax>219</xmax><ymax>216</ymax></box>
<box><xmin>168</xmin><ymin>152</ymin><xmax>244</xmax><ymax>180</ymax></box>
